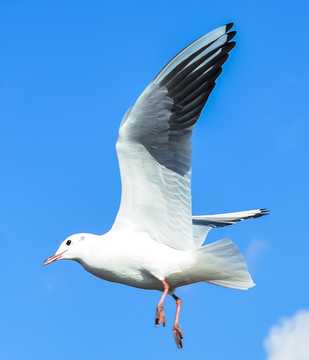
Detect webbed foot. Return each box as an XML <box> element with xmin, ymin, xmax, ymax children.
<box><xmin>173</xmin><ymin>323</ymin><xmax>184</xmax><ymax>348</ymax></box>
<box><xmin>155</xmin><ymin>305</ymin><xmax>166</xmax><ymax>327</ymax></box>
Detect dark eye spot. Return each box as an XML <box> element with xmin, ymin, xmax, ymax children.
<box><xmin>66</xmin><ymin>240</ymin><xmax>72</xmax><ymax>246</ymax></box>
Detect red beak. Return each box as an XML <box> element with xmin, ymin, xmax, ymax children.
<box><xmin>42</xmin><ymin>250</ymin><xmax>67</xmax><ymax>266</ymax></box>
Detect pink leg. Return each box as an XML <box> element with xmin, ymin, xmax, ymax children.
<box><xmin>155</xmin><ymin>280</ymin><xmax>169</xmax><ymax>327</ymax></box>
<box><xmin>172</xmin><ymin>294</ymin><xmax>184</xmax><ymax>348</ymax></box>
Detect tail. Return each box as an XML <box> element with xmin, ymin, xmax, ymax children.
<box><xmin>193</xmin><ymin>238</ymin><xmax>255</xmax><ymax>290</ymax></box>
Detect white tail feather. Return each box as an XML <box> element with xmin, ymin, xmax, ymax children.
<box><xmin>193</xmin><ymin>238</ymin><xmax>255</xmax><ymax>290</ymax></box>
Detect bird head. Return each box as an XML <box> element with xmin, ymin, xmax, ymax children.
<box><xmin>43</xmin><ymin>233</ymin><xmax>90</xmax><ymax>266</ymax></box>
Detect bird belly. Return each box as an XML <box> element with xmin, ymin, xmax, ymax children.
<box><xmin>78</xmin><ymin>230</ymin><xmax>195</xmax><ymax>291</ymax></box>
<box><xmin>82</xmin><ymin>263</ymin><xmax>163</xmax><ymax>290</ymax></box>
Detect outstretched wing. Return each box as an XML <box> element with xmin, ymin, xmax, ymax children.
<box><xmin>113</xmin><ymin>24</ymin><xmax>236</xmax><ymax>250</ymax></box>
<box><xmin>192</xmin><ymin>209</ymin><xmax>269</xmax><ymax>247</ymax></box>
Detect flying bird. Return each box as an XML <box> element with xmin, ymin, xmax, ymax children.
<box><xmin>43</xmin><ymin>23</ymin><xmax>268</xmax><ymax>348</ymax></box>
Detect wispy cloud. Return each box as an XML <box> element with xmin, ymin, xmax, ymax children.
<box><xmin>41</xmin><ymin>274</ymin><xmax>54</xmax><ymax>293</ymax></box>
<box><xmin>264</xmin><ymin>310</ymin><xmax>309</xmax><ymax>360</ymax></box>
<box><xmin>245</xmin><ymin>239</ymin><xmax>269</xmax><ymax>274</ymax></box>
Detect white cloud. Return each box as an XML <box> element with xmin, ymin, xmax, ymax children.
<box><xmin>245</xmin><ymin>239</ymin><xmax>269</xmax><ymax>274</ymax></box>
<box><xmin>264</xmin><ymin>310</ymin><xmax>309</xmax><ymax>360</ymax></box>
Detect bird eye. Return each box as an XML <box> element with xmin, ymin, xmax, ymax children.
<box><xmin>66</xmin><ymin>240</ymin><xmax>72</xmax><ymax>246</ymax></box>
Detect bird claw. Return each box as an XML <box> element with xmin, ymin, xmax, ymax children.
<box><xmin>173</xmin><ymin>324</ymin><xmax>184</xmax><ymax>349</ymax></box>
<box><xmin>155</xmin><ymin>305</ymin><xmax>166</xmax><ymax>327</ymax></box>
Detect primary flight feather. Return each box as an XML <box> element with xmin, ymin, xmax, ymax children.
<box><xmin>43</xmin><ymin>23</ymin><xmax>268</xmax><ymax>348</ymax></box>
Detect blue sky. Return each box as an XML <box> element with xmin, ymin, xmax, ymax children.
<box><xmin>1</xmin><ymin>1</ymin><xmax>309</xmax><ymax>359</ymax></box>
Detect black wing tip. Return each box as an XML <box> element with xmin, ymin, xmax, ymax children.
<box><xmin>225</xmin><ymin>22</ymin><xmax>234</xmax><ymax>32</ymax></box>
<box><xmin>254</xmin><ymin>208</ymin><xmax>270</xmax><ymax>218</ymax></box>
<box><xmin>226</xmin><ymin>41</ymin><xmax>236</xmax><ymax>52</ymax></box>
<box><xmin>227</xmin><ymin>31</ymin><xmax>237</xmax><ymax>42</ymax></box>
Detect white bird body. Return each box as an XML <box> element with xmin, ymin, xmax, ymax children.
<box><xmin>43</xmin><ymin>23</ymin><xmax>268</xmax><ymax>348</ymax></box>
<box><xmin>76</xmin><ymin>230</ymin><xmax>195</xmax><ymax>291</ymax></box>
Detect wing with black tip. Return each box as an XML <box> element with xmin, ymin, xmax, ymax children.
<box><xmin>113</xmin><ymin>24</ymin><xmax>236</xmax><ymax>250</ymax></box>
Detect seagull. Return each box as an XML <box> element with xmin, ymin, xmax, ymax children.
<box><xmin>43</xmin><ymin>23</ymin><xmax>268</xmax><ymax>348</ymax></box>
